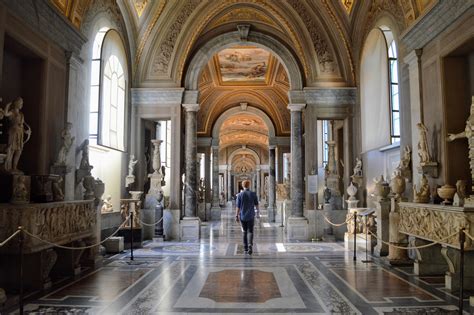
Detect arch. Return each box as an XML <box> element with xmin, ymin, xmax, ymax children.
<box><xmin>228</xmin><ymin>147</ymin><xmax>261</xmax><ymax>166</ymax></box>
<box><xmin>184</xmin><ymin>30</ymin><xmax>303</xmax><ymax>90</ymax></box>
<box><xmin>212</xmin><ymin>106</ymin><xmax>276</xmax><ymax>140</ymax></box>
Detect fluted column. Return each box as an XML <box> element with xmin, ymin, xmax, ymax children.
<box><xmin>211</xmin><ymin>146</ymin><xmax>219</xmax><ymax>207</ymax></box>
<box><xmin>288</xmin><ymin>104</ymin><xmax>306</xmax><ymax>217</ymax></box>
<box><xmin>268</xmin><ymin>145</ymin><xmax>276</xmax><ymax>221</ymax></box>
<box><xmin>183</xmin><ymin>104</ymin><xmax>199</xmax><ymax>218</ymax></box>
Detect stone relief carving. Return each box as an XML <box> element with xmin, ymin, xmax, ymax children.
<box><xmin>152</xmin><ymin>0</ymin><xmax>200</xmax><ymax>75</ymax></box>
<box><xmin>398</xmin><ymin>203</ymin><xmax>473</xmax><ymax>249</ymax></box>
<box><xmin>286</xmin><ymin>0</ymin><xmax>336</xmax><ymax>74</ymax></box>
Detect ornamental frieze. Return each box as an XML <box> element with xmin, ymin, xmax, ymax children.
<box><xmin>398</xmin><ymin>202</ymin><xmax>474</xmax><ymax>250</ymax></box>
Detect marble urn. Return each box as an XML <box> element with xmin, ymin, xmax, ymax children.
<box><xmin>437</xmin><ymin>184</ymin><xmax>456</xmax><ymax>205</ymax></box>
<box><xmin>390</xmin><ymin>171</ymin><xmax>406</xmax><ymax>199</ymax></box>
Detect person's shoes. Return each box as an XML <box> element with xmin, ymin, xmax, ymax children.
<box><xmin>248</xmin><ymin>245</ymin><xmax>253</xmax><ymax>255</ymax></box>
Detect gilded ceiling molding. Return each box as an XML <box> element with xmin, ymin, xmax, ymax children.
<box><xmin>174</xmin><ymin>0</ymin><xmax>310</xmax><ymax>83</ymax></box>
<box><xmin>286</xmin><ymin>0</ymin><xmax>338</xmax><ymax>75</ymax></box>
<box><xmin>133</xmin><ymin>0</ymin><xmax>148</xmax><ymax>17</ymax></box>
<box><xmin>151</xmin><ymin>0</ymin><xmax>201</xmax><ymax>75</ymax></box>
<box><xmin>50</xmin><ymin>0</ymin><xmax>91</xmax><ymax>28</ymax></box>
<box><xmin>207</xmin><ymin>7</ymin><xmax>277</xmax><ymax>29</ymax></box>
<box><xmin>321</xmin><ymin>0</ymin><xmax>355</xmax><ymax>84</ymax></box>
<box><xmin>133</xmin><ymin>0</ymin><xmax>166</xmax><ymax>70</ymax></box>
<box><xmin>341</xmin><ymin>0</ymin><xmax>355</xmax><ymax>14</ymax></box>
<box><xmin>364</xmin><ymin>0</ymin><xmax>406</xmax><ymax>38</ymax></box>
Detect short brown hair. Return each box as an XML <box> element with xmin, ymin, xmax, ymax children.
<box><xmin>242</xmin><ymin>180</ymin><xmax>251</xmax><ymax>188</ymax></box>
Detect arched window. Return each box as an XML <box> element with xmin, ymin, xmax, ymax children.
<box><xmin>89</xmin><ymin>27</ymin><xmax>109</xmax><ymax>140</ymax></box>
<box><xmin>387</xmin><ymin>37</ymin><xmax>400</xmax><ymax>143</ymax></box>
<box><xmin>102</xmin><ymin>55</ymin><xmax>125</xmax><ymax>150</ymax></box>
<box><xmin>360</xmin><ymin>26</ymin><xmax>401</xmax><ymax>152</ymax></box>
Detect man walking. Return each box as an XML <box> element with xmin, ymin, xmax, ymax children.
<box><xmin>235</xmin><ymin>180</ymin><xmax>260</xmax><ymax>255</ymax></box>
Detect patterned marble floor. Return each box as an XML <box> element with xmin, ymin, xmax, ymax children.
<box><xmin>8</xmin><ymin>207</ymin><xmax>471</xmax><ymax>314</ymax></box>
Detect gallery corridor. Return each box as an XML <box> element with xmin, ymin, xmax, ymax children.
<box><xmin>9</xmin><ymin>206</ymin><xmax>466</xmax><ymax>315</ymax></box>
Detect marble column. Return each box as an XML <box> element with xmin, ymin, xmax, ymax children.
<box><xmin>268</xmin><ymin>145</ymin><xmax>276</xmax><ymax>222</ymax></box>
<box><xmin>204</xmin><ymin>147</ymin><xmax>211</xmax><ymax>204</ymax></box>
<box><xmin>211</xmin><ymin>145</ymin><xmax>220</xmax><ymax>220</ymax></box>
<box><xmin>256</xmin><ymin>166</ymin><xmax>261</xmax><ymax>200</ymax></box>
<box><xmin>287</xmin><ymin>104</ymin><xmax>308</xmax><ymax>240</ymax></box>
<box><xmin>227</xmin><ymin>166</ymin><xmax>232</xmax><ymax>201</ymax></box>
<box><xmin>181</xmin><ymin>104</ymin><xmax>200</xmax><ymax>240</ymax></box>
<box><xmin>289</xmin><ymin>104</ymin><xmax>305</xmax><ymax>217</ymax></box>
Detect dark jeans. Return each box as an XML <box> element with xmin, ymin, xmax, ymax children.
<box><xmin>240</xmin><ymin>219</ymin><xmax>254</xmax><ymax>250</ymax></box>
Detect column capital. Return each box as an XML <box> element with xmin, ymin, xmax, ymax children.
<box><xmin>269</xmin><ymin>145</ymin><xmax>276</xmax><ymax>150</ymax></box>
<box><xmin>403</xmin><ymin>49</ymin><xmax>422</xmax><ymax>67</ymax></box>
<box><xmin>256</xmin><ymin>166</ymin><xmax>261</xmax><ymax>171</ymax></box>
<box><xmin>288</xmin><ymin>103</ymin><xmax>306</xmax><ymax>112</ymax></box>
<box><xmin>182</xmin><ymin>103</ymin><xmax>200</xmax><ymax>112</ymax></box>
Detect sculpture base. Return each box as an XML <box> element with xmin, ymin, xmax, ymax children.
<box><xmin>417</xmin><ymin>161</ymin><xmax>438</xmax><ymax>178</ymax></box>
<box><xmin>211</xmin><ymin>206</ymin><xmax>221</xmax><ymax>221</ymax></box>
<box><xmin>180</xmin><ymin>217</ymin><xmax>200</xmax><ymax>241</ymax></box>
<box><xmin>287</xmin><ymin>216</ymin><xmax>308</xmax><ymax>241</ymax></box>
<box><xmin>125</xmin><ymin>175</ymin><xmax>135</xmax><ymax>188</ymax></box>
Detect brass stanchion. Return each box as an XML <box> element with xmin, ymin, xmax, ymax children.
<box><xmin>353</xmin><ymin>213</ymin><xmax>357</xmax><ymax>261</ymax></box>
<box><xmin>18</xmin><ymin>227</ymin><xmax>24</xmax><ymax>315</ymax></box>
<box><xmin>130</xmin><ymin>212</ymin><xmax>134</xmax><ymax>261</ymax></box>
<box><xmin>459</xmin><ymin>228</ymin><xmax>465</xmax><ymax>314</ymax></box>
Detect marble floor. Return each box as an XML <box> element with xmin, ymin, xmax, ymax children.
<box><xmin>8</xmin><ymin>207</ymin><xmax>471</xmax><ymax>314</ymax></box>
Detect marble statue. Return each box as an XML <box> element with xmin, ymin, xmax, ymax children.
<box><xmin>52</xmin><ymin>176</ymin><xmax>64</xmax><ymax>201</ymax></box>
<box><xmin>399</xmin><ymin>145</ymin><xmax>412</xmax><ymax>170</ymax></box>
<box><xmin>456</xmin><ymin>180</ymin><xmax>467</xmax><ymax>200</ymax></box>
<box><xmin>353</xmin><ymin>157</ymin><xmax>362</xmax><ymax>176</ymax></box>
<box><xmin>1</xmin><ymin>97</ymin><xmax>31</xmax><ymax>173</ymax></box>
<box><xmin>413</xmin><ymin>174</ymin><xmax>430</xmax><ymax>203</ymax></box>
<box><xmin>128</xmin><ymin>155</ymin><xmax>138</xmax><ymax>176</ymax></box>
<box><xmin>198</xmin><ymin>178</ymin><xmax>205</xmax><ymax>202</ymax></box>
<box><xmin>161</xmin><ymin>165</ymin><xmax>166</xmax><ymax>186</ymax></box>
<box><xmin>101</xmin><ymin>195</ymin><xmax>113</xmax><ymax>212</ymax></box>
<box><xmin>55</xmin><ymin>122</ymin><xmax>75</xmax><ymax>166</ymax></box>
<box><xmin>417</xmin><ymin>122</ymin><xmax>432</xmax><ymax>164</ymax></box>
<box><xmin>79</xmin><ymin>139</ymin><xmax>92</xmax><ymax>172</ymax></box>
<box><xmin>323</xmin><ymin>186</ymin><xmax>331</xmax><ymax>203</ymax></box>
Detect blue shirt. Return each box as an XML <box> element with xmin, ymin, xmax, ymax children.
<box><xmin>236</xmin><ymin>189</ymin><xmax>259</xmax><ymax>221</ymax></box>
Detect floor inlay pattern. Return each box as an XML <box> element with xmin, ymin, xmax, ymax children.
<box><xmin>9</xmin><ymin>208</ymin><xmax>468</xmax><ymax>314</ymax></box>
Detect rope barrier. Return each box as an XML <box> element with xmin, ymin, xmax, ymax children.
<box><xmin>321</xmin><ymin>213</ymin><xmax>354</xmax><ymax>227</ymax></box>
<box><xmin>367</xmin><ymin>230</ymin><xmax>460</xmax><ymax>250</ymax></box>
<box><xmin>139</xmin><ymin>217</ymin><xmax>164</xmax><ymax>227</ymax></box>
<box><xmin>21</xmin><ymin>215</ymin><xmax>131</xmax><ymax>250</ymax></box>
<box><xmin>0</xmin><ymin>229</ymin><xmax>21</xmax><ymax>247</ymax></box>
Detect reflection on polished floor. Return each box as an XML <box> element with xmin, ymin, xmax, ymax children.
<box><xmin>13</xmin><ymin>207</ymin><xmax>466</xmax><ymax>314</ymax></box>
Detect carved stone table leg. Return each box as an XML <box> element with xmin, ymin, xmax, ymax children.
<box><xmin>441</xmin><ymin>246</ymin><xmax>474</xmax><ymax>291</ymax></box>
<box><xmin>412</xmin><ymin>240</ymin><xmax>447</xmax><ymax>276</ymax></box>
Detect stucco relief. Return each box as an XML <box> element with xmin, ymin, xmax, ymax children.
<box><xmin>151</xmin><ymin>0</ymin><xmax>200</xmax><ymax>75</ymax></box>
<box><xmin>398</xmin><ymin>203</ymin><xmax>473</xmax><ymax>249</ymax></box>
<box><xmin>364</xmin><ymin>0</ymin><xmax>406</xmax><ymax>36</ymax></box>
<box><xmin>286</xmin><ymin>0</ymin><xmax>337</xmax><ymax>74</ymax></box>
<box><xmin>207</xmin><ymin>7</ymin><xmax>277</xmax><ymax>29</ymax></box>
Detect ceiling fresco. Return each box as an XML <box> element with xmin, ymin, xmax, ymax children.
<box><xmin>216</xmin><ymin>47</ymin><xmax>271</xmax><ymax>84</ymax></box>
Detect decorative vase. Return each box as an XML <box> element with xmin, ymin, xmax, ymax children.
<box><xmin>346</xmin><ymin>182</ymin><xmax>358</xmax><ymax>201</ymax></box>
<box><xmin>437</xmin><ymin>184</ymin><xmax>456</xmax><ymax>205</ymax></box>
<box><xmin>390</xmin><ymin>171</ymin><xmax>406</xmax><ymax>199</ymax></box>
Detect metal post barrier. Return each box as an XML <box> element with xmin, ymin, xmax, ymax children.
<box><xmin>130</xmin><ymin>212</ymin><xmax>134</xmax><ymax>261</ymax></box>
<box><xmin>353</xmin><ymin>212</ymin><xmax>357</xmax><ymax>261</ymax></box>
<box><xmin>361</xmin><ymin>216</ymin><xmax>372</xmax><ymax>263</ymax></box>
<box><xmin>18</xmin><ymin>226</ymin><xmax>24</xmax><ymax>315</ymax></box>
<box><xmin>459</xmin><ymin>228</ymin><xmax>465</xmax><ymax>314</ymax></box>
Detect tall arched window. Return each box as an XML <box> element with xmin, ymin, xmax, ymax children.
<box><xmin>89</xmin><ymin>27</ymin><xmax>109</xmax><ymax>140</ymax></box>
<box><xmin>100</xmin><ymin>30</ymin><xmax>127</xmax><ymax>151</ymax></box>
<box><xmin>387</xmin><ymin>36</ymin><xmax>400</xmax><ymax>143</ymax></box>
<box><xmin>360</xmin><ymin>26</ymin><xmax>401</xmax><ymax>152</ymax></box>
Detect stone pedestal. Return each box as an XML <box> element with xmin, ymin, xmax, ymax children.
<box><xmin>374</xmin><ymin>200</ymin><xmax>390</xmax><ymax>257</ymax></box>
<box><xmin>180</xmin><ymin>217</ymin><xmax>200</xmax><ymax>241</ymax></box>
<box><xmin>441</xmin><ymin>247</ymin><xmax>474</xmax><ymax>291</ymax></box>
<box><xmin>164</xmin><ymin>209</ymin><xmax>180</xmax><ymax>241</ymax></box>
<box><xmin>141</xmin><ymin>207</ymin><xmax>155</xmax><ymax>240</ymax></box>
<box><xmin>413</xmin><ymin>241</ymin><xmax>447</xmax><ymax>276</ymax></box>
<box><xmin>287</xmin><ymin>216</ymin><xmax>308</xmax><ymax>241</ymax></box>
<box><xmin>103</xmin><ymin>237</ymin><xmax>124</xmax><ymax>253</ymax></box>
<box><xmin>10</xmin><ymin>174</ymin><xmax>31</xmax><ymax>204</ymax></box>
<box><xmin>210</xmin><ymin>206</ymin><xmax>221</xmax><ymax>221</ymax></box>
<box><xmin>388</xmin><ymin>198</ymin><xmax>410</xmax><ymax>265</ymax></box>
<box><xmin>344</xmin><ymin>232</ymin><xmax>376</xmax><ymax>252</ymax></box>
